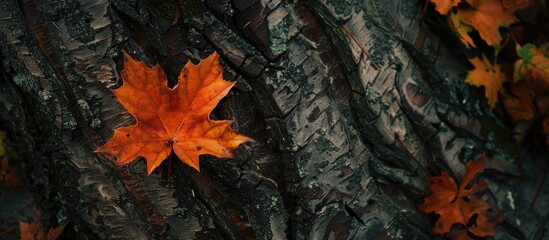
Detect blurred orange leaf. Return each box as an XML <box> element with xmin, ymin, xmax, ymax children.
<box><xmin>515</xmin><ymin>44</ymin><xmax>549</xmax><ymax>95</ymax></box>
<box><xmin>465</xmin><ymin>55</ymin><xmax>507</xmax><ymax>108</ymax></box>
<box><xmin>457</xmin><ymin>0</ymin><xmax>515</xmax><ymax>47</ymax></box>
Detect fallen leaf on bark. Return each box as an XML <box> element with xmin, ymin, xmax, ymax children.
<box><xmin>420</xmin><ymin>156</ymin><xmax>501</xmax><ymax>237</ymax></box>
<box><xmin>465</xmin><ymin>55</ymin><xmax>507</xmax><ymax>108</ymax></box>
<box><xmin>96</xmin><ymin>51</ymin><xmax>253</xmax><ymax>174</ymax></box>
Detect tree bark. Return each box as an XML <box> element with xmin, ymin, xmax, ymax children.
<box><xmin>0</xmin><ymin>0</ymin><xmax>547</xmax><ymax>239</ymax></box>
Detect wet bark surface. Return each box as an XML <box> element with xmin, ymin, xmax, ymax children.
<box><xmin>0</xmin><ymin>0</ymin><xmax>547</xmax><ymax>239</ymax></box>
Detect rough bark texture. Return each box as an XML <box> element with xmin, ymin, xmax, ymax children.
<box><xmin>0</xmin><ymin>0</ymin><xmax>547</xmax><ymax>239</ymax></box>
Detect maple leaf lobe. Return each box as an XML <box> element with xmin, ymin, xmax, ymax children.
<box><xmin>96</xmin><ymin>51</ymin><xmax>253</xmax><ymax>174</ymax></box>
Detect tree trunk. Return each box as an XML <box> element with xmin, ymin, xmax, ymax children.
<box><xmin>0</xmin><ymin>0</ymin><xmax>547</xmax><ymax>239</ymax></box>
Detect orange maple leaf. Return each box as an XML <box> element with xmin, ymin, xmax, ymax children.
<box><xmin>465</xmin><ymin>55</ymin><xmax>507</xmax><ymax>108</ymax></box>
<box><xmin>19</xmin><ymin>222</ymin><xmax>65</xmax><ymax>240</ymax></box>
<box><xmin>457</xmin><ymin>0</ymin><xmax>515</xmax><ymax>47</ymax></box>
<box><xmin>96</xmin><ymin>52</ymin><xmax>253</xmax><ymax>174</ymax></box>
<box><xmin>420</xmin><ymin>156</ymin><xmax>496</xmax><ymax>235</ymax></box>
<box><xmin>431</xmin><ymin>0</ymin><xmax>462</xmax><ymax>15</ymax></box>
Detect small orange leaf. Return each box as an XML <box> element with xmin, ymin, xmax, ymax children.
<box><xmin>449</xmin><ymin>12</ymin><xmax>476</xmax><ymax>48</ymax></box>
<box><xmin>420</xmin><ymin>156</ymin><xmax>496</xmax><ymax>235</ymax></box>
<box><xmin>457</xmin><ymin>0</ymin><xmax>515</xmax><ymax>47</ymax></box>
<box><xmin>431</xmin><ymin>0</ymin><xmax>462</xmax><ymax>15</ymax></box>
<box><xmin>465</xmin><ymin>55</ymin><xmax>507</xmax><ymax>108</ymax></box>
<box><xmin>95</xmin><ymin>52</ymin><xmax>253</xmax><ymax>174</ymax></box>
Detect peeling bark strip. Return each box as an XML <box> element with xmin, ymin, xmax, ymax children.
<box><xmin>0</xmin><ymin>0</ymin><xmax>547</xmax><ymax>239</ymax></box>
